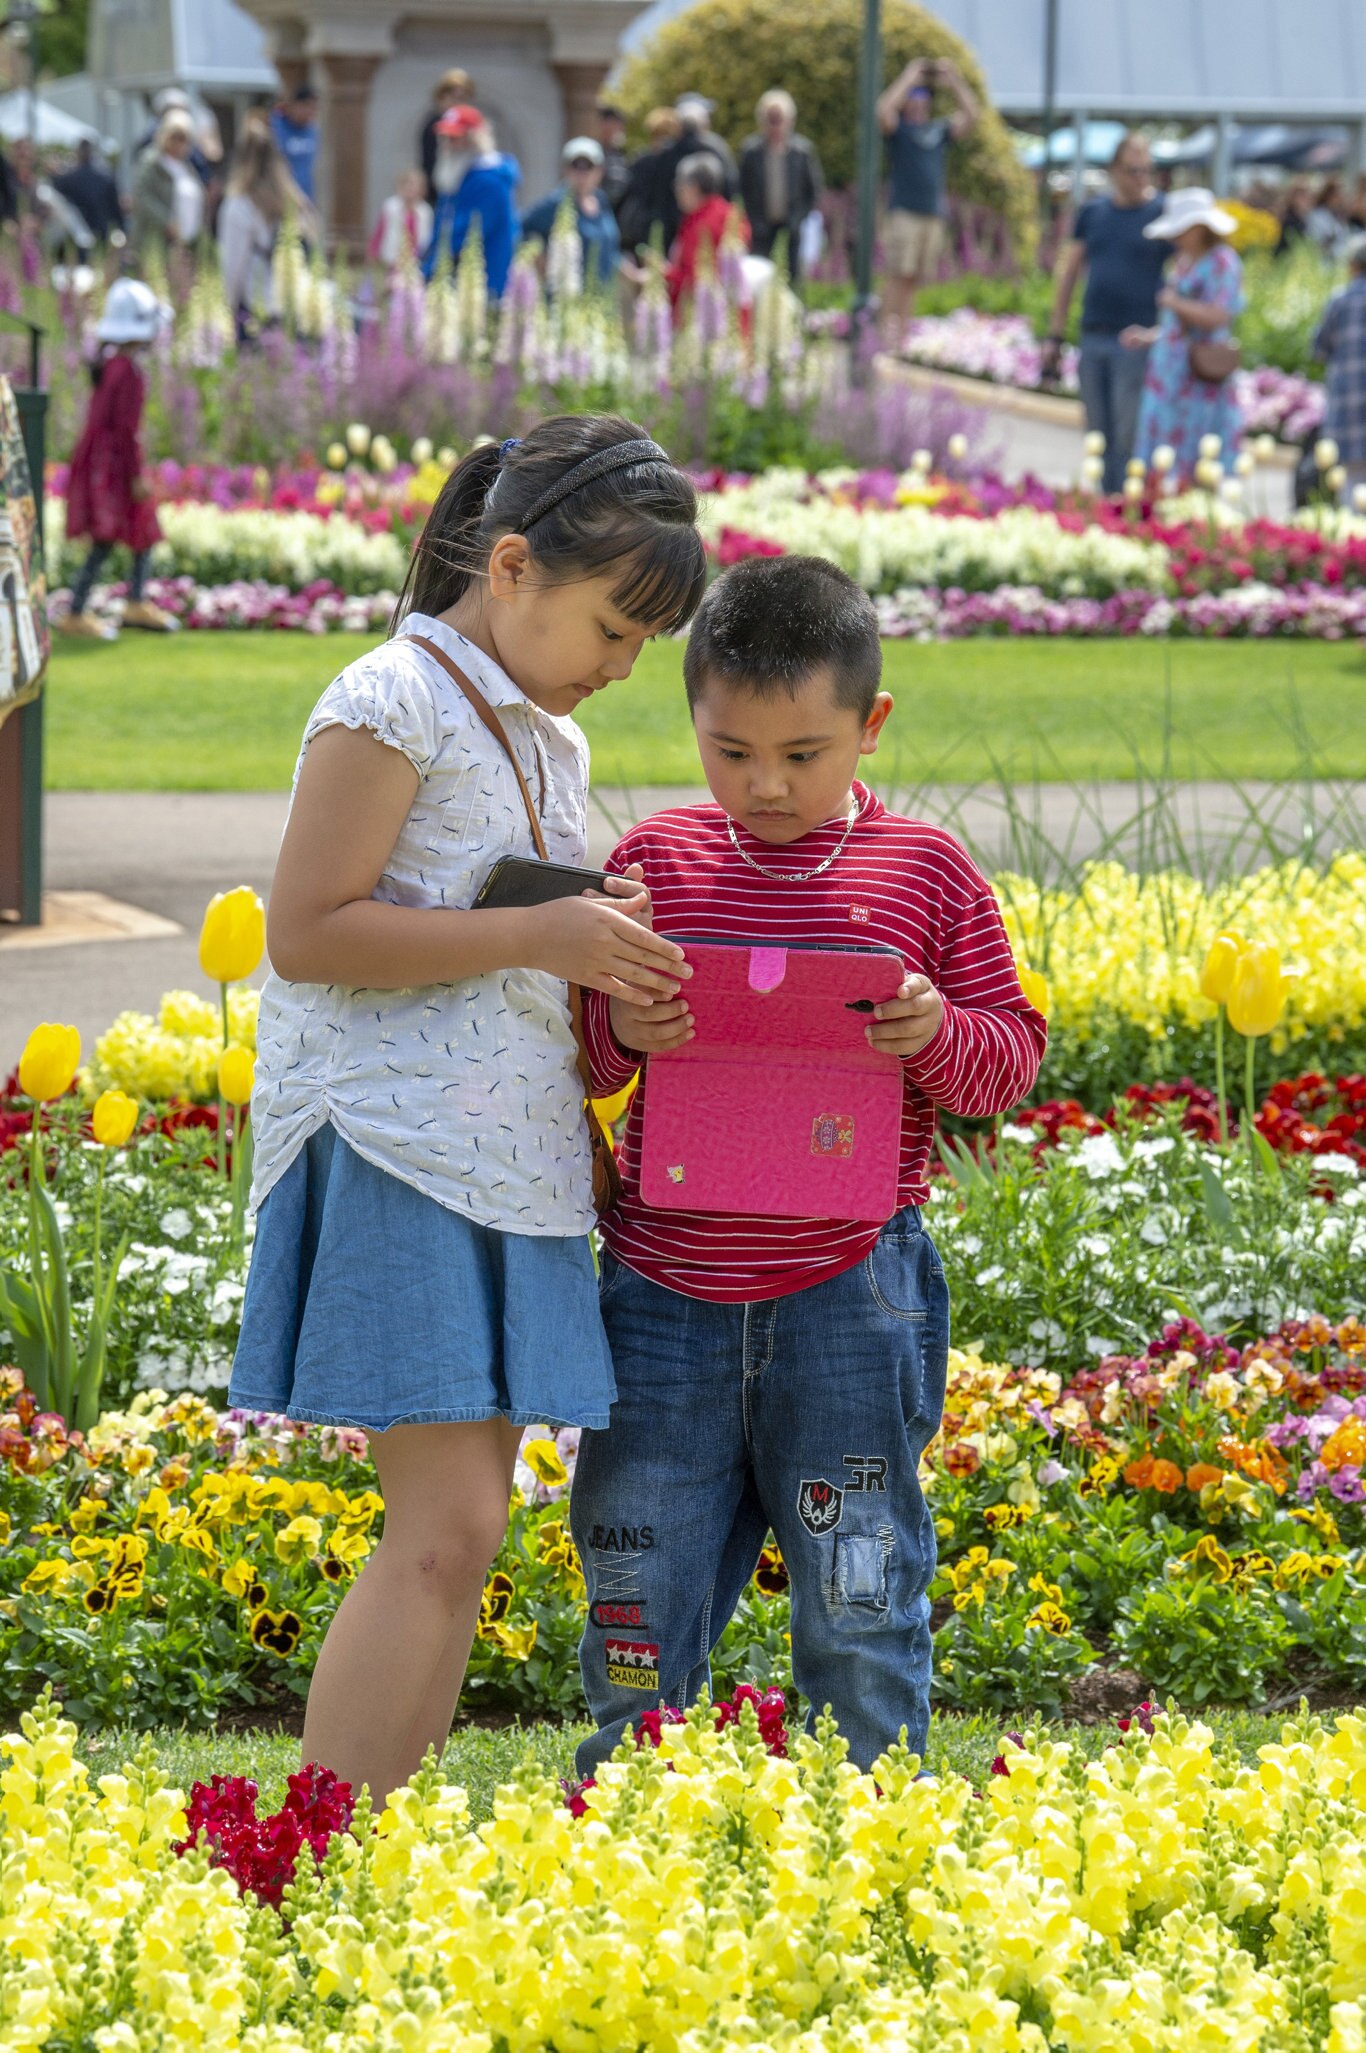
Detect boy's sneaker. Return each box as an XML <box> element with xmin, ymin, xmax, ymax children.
<box><xmin>57</xmin><ymin>611</ymin><xmax>118</xmax><ymax>641</ymax></box>
<box><xmin>122</xmin><ymin>599</ymin><xmax>180</xmax><ymax>632</ymax></box>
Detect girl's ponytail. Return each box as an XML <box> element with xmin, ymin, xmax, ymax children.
<box><xmin>395</xmin><ymin>439</ymin><xmax>504</xmax><ymax>622</ymax></box>
<box><xmin>392</xmin><ymin>414</ymin><xmax>706</xmax><ymax>638</ymax></box>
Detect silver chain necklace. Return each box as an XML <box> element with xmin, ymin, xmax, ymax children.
<box><xmin>727</xmin><ymin>800</ymin><xmax>859</xmax><ymax>882</ymax></box>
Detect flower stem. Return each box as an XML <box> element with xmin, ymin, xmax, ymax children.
<box><xmin>218</xmin><ymin>980</ymin><xmax>230</xmax><ymax>1182</ymax></box>
<box><xmin>1214</xmin><ymin>1006</ymin><xmax>1228</xmax><ymax>1145</ymax></box>
<box><xmin>1244</xmin><ymin>1033</ymin><xmax>1257</xmax><ymax>1151</ymax></box>
<box><xmin>92</xmin><ymin>1153</ymin><xmax>105</xmax><ymax>1307</ymax></box>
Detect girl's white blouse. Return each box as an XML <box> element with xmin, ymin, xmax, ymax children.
<box><xmin>249</xmin><ymin>614</ymin><xmax>596</xmax><ymax>1236</ymax></box>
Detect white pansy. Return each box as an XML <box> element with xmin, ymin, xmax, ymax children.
<box><xmin>159</xmin><ymin>1209</ymin><xmax>194</xmax><ymax>1241</ymax></box>
<box><xmin>999</xmin><ymin>1123</ymin><xmax>1037</xmax><ymax>1145</ymax></box>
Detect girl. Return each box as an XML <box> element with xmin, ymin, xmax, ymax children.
<box><xmin>229</xmin><ymin>414</ymin><xmax>704</xmax><ymax>1805</ymax></box>
<box><xmin>59</xmin><ymin>278</ymin><xmax>177</xmax><ymax>641</ymax></box>
<box><xmin>368</xmin><ymin>166</ymin><xmax>434</xmax><ymax>274</ymax></box>
<box><xmin>218</xmin><ymin>111</ymin><xmax>312</xmax><ymax>343</ymax></box>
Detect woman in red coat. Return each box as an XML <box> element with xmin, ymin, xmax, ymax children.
<box><xmin>664</xmin><ymin>153</ymin><xmax>748</xmax><ymax>312</ymax></box>
<box><xmin>61</xmin><ymin>278</ymin><xmax>177</xmax><ymax>640</ymax></box>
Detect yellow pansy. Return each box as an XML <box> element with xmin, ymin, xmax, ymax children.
<box><xmin>520</xmin><ymin>1439</ymin><xmax>568</xmax><ymax>1489</ymax></box>
<box><xmin>275</xmin><ymin>1515</ymin><xmax>324</xmax><ymax>1565</ymax></box>
<box><xmin>21</xmin><ymin>1559</ymin><xmax>74</xmax><ymax>1594</ymax></box>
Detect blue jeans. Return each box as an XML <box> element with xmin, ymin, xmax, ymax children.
<box><xmin>1078</xmin><ymin>331</ymin><xmax>1151</xmax><ymax>494</ymax></box>
<box><xmin>570</xmin><ymin>1208</ymin><xmax>950</xmax><ymax>1775</ymax></box>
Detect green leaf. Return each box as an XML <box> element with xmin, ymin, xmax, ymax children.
<box><xmin>1250</xmin><ymin>1129</ymin><xmax>1284</xmax><ymax>1186</ymax></box>
<box><xmin>1198</xmin><ymin>1158</ymin><xmax>1236</xmax><ymax>1235</ymax></box>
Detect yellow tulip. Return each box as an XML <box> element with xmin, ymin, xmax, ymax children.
<box><xmin>1016</xmin><ymin>964</ymin><xmax>1049</xmax><ymax>1016</ymax></box>
<box><xmin>18</xmin><ymin>1022</ymin><xmax>82</xmax><ymax>1102</ymax></box>
<box><xmin>218</xmin><ymin>1045</ymin><xmax>257</xmax><ymax>1107</ymax></box>
<box><xmin>1226</xmin><ymin>941</ymin><xmax>1290</xmax><ymax>1038</ymax></box>
<box><xmin>198</xmin><ymin>887</ymin><xmax>265</xmax><ymax>985</ymax></box>
<box><xmin>1199</xmin><ymin>932</ymin><xmax>1243</xmax><ymax>1005</ymax></box>
<box><xmin>91</xmin><ymin>1090</ymin><xmax>139</xmax><ymax>1147</ymax></box>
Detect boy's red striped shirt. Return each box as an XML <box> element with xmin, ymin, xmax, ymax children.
<box><xmin>583</xmin><ymin>782</ymin><xmax>1047</xmax><ymax>1303</ymax></box>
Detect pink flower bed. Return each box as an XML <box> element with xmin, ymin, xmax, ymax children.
<box><xmin>49</xmin><ymin>576</ymin><xmax>396</xmax><ymax>635</ymax></box>
<box><xmin>873</xmin><ymin>582</ymin><xmax>1366</xmax><ymax>640</ymax></box>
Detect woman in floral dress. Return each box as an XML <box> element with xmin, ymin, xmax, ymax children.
<box><xmin>1129</xmin><ymin>188</ymin><xmax>1245</xmax><ymax>483</ymax></box>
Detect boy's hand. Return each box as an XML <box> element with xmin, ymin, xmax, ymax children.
<box><xmin>590</xmin><ymin>863</ymin><xmax>654</xmax><ymax>929</ymax></box>
<box><xmin>610</xmin><ymin>992</ymin><xmax>694</xmax><ymax>1054</ymax></box>
<box><xmin>867</xmin><ymin>974</ymin><xmax>943</xmax><ymax>1057</ymax></box>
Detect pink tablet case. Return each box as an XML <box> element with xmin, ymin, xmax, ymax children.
<box><xmin>639</xmin><ymin>940</ymin><xmax>907</xmax><ymax>1221</ymax></box>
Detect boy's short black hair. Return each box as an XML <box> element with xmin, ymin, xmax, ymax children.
<box><xmin>683</xmin><ymin>555</ymin><xmax>883</xmax><ymax>720</ymax></box>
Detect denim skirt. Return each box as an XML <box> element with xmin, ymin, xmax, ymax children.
<box><xmin>228</xmin><ymin>1122</ymin><xmax>617</xmax><ymax>1432</ymax></box>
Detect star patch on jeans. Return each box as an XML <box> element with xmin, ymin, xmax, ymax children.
<box><xmin>606</xmin><ymin>1638</ymin><xmax>660</xmax><ymax>1690</ymax></box>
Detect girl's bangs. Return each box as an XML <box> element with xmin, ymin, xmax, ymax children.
<box><xmin>608</xmin><ymin>527</ymin><xmax>708</xmax><ymax>635</ymax></box>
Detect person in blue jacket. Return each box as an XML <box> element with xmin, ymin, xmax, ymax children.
<box><xmin>424</xmin><ymin>105</ymin><xmax>520</xmax><ymax>297</ymax></box>
<box><xmin>521</xmin><ymin>137</ymin><xmax>621</xmax><ymax>291</ymax></box>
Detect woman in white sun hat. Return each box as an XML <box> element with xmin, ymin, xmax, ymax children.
<box><xmin>60</xmin><ymin>278</ymin><xmax>178</xmax><ymax>641</ymax></box>
<box><xmin>1128</xmin><ymin>186</ymin><xmax>1245</xmax><ymax>485</ymax></box>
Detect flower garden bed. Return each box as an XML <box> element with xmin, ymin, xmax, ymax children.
<box><xmin>45</xmin><ymin>454</ymin><xmax>1366</xmax><ymax>643</ymax></box>
<box><xmin>896</xmin><ymin>308</ymin><xmax>1328</xmax><ymax>446</ymax></box>
<box><xmin>6</xmin><ymin>1687</ymin><xmax>1365</xmax><ymax>2051</ymax></box>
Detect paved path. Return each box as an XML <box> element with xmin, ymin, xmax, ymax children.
<box><xmin>6</xmin><ymin>780</ymin><xmax>1362</xmax><ymax>1062</ymax></box>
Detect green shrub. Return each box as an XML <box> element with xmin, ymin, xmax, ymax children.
<box><xmin>615</xmin><ymin>0</ymin><xmax>1036</xmax><ymax>263</ymax></box>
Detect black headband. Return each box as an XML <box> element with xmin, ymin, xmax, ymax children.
<box><xmin>514</xmin><ymin>438</ymin><xmax>670</xmax><ymax>532</ymax></box>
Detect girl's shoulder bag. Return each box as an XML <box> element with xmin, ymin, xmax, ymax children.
<box><xmin>409</xmin><ymin>633</ymin><xmax>622</xmax><ymax>1216</ymax></box>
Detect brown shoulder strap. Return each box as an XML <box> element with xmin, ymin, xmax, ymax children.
<box><xmin>409</xmin><ymin>632</ymin><xmax>548</xmax><ymax>860</ymax></box>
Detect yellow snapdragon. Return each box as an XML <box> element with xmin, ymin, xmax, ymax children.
<box><xmin>2</xmin><ymin>1696</ymin><xmax>1365</xmax><ymax>2047</ymax></box>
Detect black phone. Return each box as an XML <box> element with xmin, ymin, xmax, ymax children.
<box><xmin>473</xmin><ymin>855</ymin><xmax>615</xmax><ymax>910</ymax></box>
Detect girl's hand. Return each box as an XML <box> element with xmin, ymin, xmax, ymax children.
<box><xmin>130</xmin><ymin>478</ymin><xmax>150</xmax><ymax>502</ymax></box>
<box><xmin>867</xmin><ymin>974</ymin><xmax>944</xmax><ymax>1057</ymax></box>
<box><xmin>1156</xmin><ymin>285</ymin><xmax>1180</xmax><ymax>312</ymax></box>
<box><xmin>525</xmin><ymin>894</ymin><xmax>691</xmax><ymax>1004</ymax></box>
<box><xmin>610</xmin><ymin>992</ymin><xmax>694</xmax><ymax>1053</ymax></box>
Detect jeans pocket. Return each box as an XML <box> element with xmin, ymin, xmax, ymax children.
<box><xmin>833</xmin><ymin>1527</ymin><xmax>893</xmax><ymax>1612</ymax></box>
<box><xmin>597</xmin><ymin>1251</ymin><xmax>630</xmax><ymax>1305</ymax></box>
<box><xmin>864</xmin><ymin>1226</ymin><xmax>940</xmax><ymax>1321</ymax></box>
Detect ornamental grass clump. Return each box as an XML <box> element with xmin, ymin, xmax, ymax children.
<box><xmin>4</xmin><ymin>1690</ymin><xmax>1366</xmax><ymax>2048</ymax></box>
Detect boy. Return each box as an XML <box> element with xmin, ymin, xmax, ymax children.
<box><xmin>572</xmin><ymin>556</ymin><xmax>1046</xmax><ymax>1773</ymax></box>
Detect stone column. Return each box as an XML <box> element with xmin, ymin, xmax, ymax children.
<box><xmin>317</xmin><ymin>52</ymin><xmax>381</xmax><ymax>250</ymax></box>
<box><xmin>552</xmin><ymin>61</ymin><xmax>610</xmax><ymax>145</ymax></box>
<box><xmin>274</xmin><ymin>54</ymin><xmax>310</xmax><ymax>97</ymax></box>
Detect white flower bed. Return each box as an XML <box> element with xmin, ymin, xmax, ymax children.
<box><xmin>46</xmin><ymin>499</ymin><xmax>408</xmax><ymax>597</ymax></box>
<box><xmin>701</xmin><ymin>471</ymin><xmax>1170</xmax><ymax>598</ymax></box>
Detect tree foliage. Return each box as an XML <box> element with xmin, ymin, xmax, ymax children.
<box><xmin>36</xmin><ymin>0</ymin><xmax>91</xmax><ymax>83</ymax></box>
<box><xmin>615</xmin><ymin>0</ymin><xmax>1035</xmax><ymax>261</ymax></box>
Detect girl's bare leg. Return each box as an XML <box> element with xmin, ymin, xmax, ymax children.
<box><xmin>300</xmin><ymin>1416</ymin><xmax>523</xmax><ymax>1806</ymax></box>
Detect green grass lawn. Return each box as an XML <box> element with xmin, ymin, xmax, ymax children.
<box><xmin>72</xmin><ymin>1705</ymin><xmax>1305</xmax><ymax>1821</ymax></box>
<box><xmin>42</xmin><ymin>632</ymin><xmax>1366</xmax><ymax>789</ymax></box>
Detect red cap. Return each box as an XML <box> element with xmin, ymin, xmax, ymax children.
<box><xmin>436</xmin><ymin>104</ymin><xmax>484</xmax><ymax>139</ymax></box>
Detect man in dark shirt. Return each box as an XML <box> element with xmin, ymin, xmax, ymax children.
<box><xmin>52</xmin><ymin>141</ymin><xmax>125</xmax><ymax>248</ymax></box>
<box><xmin>876</xmin><ymin>55</ymin><xmax>978</xmax><ymax>335</ymax></box>
<box><xmin>1045</xmin><ymin>133</ymin><xmax>1167</xmax><ymax>494</ymax></box>
<box><xmin>596</xmin><ymin>104</ymin><xmax>631</xmax><ymax>216</ymax></box>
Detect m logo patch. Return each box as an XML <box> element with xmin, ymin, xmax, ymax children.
<box><xmin>797</xmin><ymin>1478</ymin><xmax>844</xmax><ymax>1536</ymax></box>
<box><xmin>605</xmin><ymin>1638</ymin><xmax>660</xmax><ymax>1690</ymax></box>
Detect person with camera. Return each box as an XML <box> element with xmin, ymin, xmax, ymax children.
<box><xmin>876</xmin><ymin>55</ymin><xmax>978</xmax><ymax>338</ymax></box>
